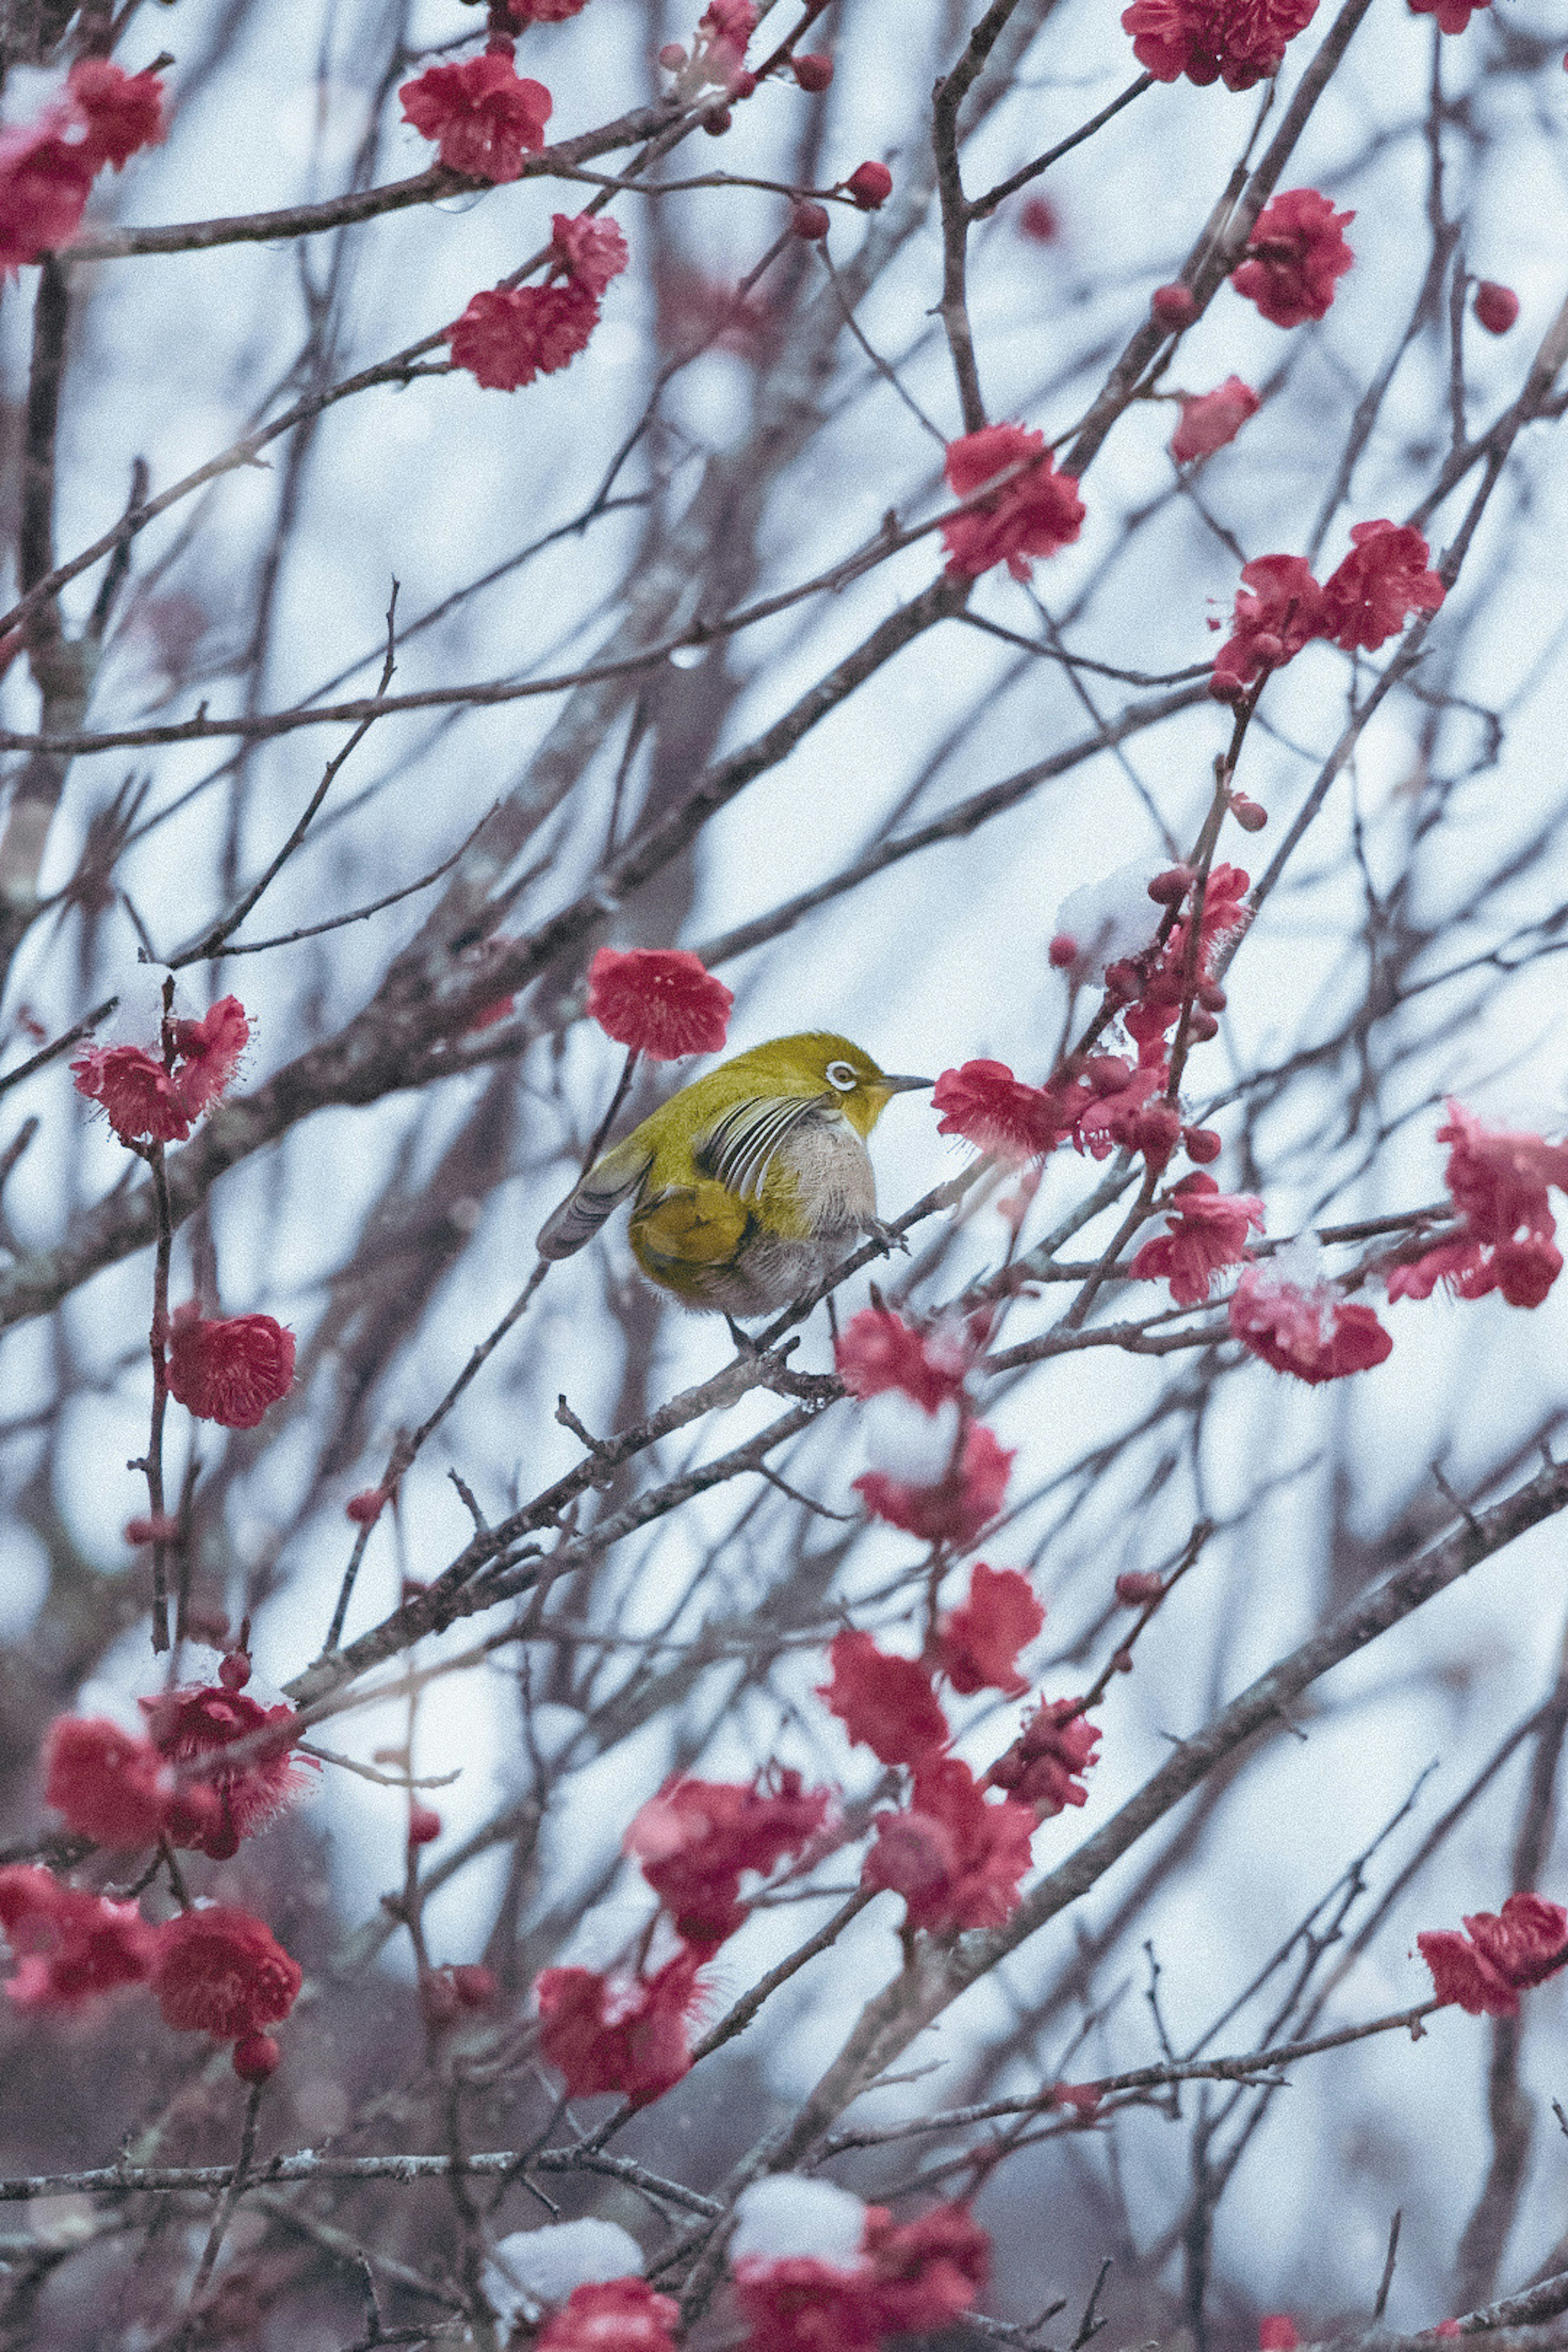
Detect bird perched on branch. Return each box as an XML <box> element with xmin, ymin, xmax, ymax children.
<box><xmin>537</xmin><ymin>1033</ymin><xmax>932</xmax><ymax>1316</ymax></box>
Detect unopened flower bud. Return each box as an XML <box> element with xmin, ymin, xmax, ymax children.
<box><xmin>731</xmin><ymin>69</ymin><xmax>758</xmax><ymax>97</ymax></box>
<box><xmin>408</xmin><ymin>1804</ymin><xmax>442</xmax><ymax>1847</ymax></box>
<box><xmin>702</xmin><ymin>103</ymin><xmax>732</xmax><ymax>133</ymax></box>
<box><xmin>1183</xmin><ymin>1125</ymin><xmax>1222</xmax><ymax>1163</ymax></box>
<box><xmin>1188</xmin><ymin>1009</ymin><xmax>1221</xmax><ymax>1041</ymax></box>
<box><xmin>1116</xmin><ymin>1572</ymin><xmax>1165</xmax><ymax>1605</ymax></box>
<box><xmin>1473</xmin><ymin>280</ymin><xmax>1519</xmax><ymax>336</ymax></box>
<box><xmin>125</xmin><ymin>1512</ymin><xmax>179</xmax><ymax>1546</ymax></box>
<box><xmin>1147</xmin><ymin>864</ymin><xmax>1195</xmax><ymax>906</ymax></box>
<box><xmin>1085</xmin><ymin>1054</ymin><xmax>1132</xmax><ymax>1093</ymax></box>
<box><xmin>218</xmin><ymin>1651</ymin><xmax>252</xmax><ymax>1693</ymax></box>
<box><xmin>1111</xmin><ymin>1646</ymin><xmax>1135</xmax><ymax>1674</ymax></box>
<box><xmin>791</xmin><ymin>200</ymin><xmax>830</xmax><ymax>240</ymax></box>
<box><xmin>793</xmin><ymin>51</ymin><xmax>833</xmax><ymax>89</ymax></box>
<box><xmin>1229</xmin><ymin>792</ymin><xmax>1268</xmax><ymax>831</ymax></box>
<box><xmin>1105</xmin><ymin>959</ymin><xmax>1140</xmax><ymax>1002</ymax></box>
<box><xmin>1250</xmin><ymin>630</ymin><xmax>1283</xmax><ymax>668</ymax></box>
<box><xmin>232</xmin><ymin>2031</ymin><xmax>281</xmax><ymax>2084</ymax></box>
<box><xmin>658</xmin><ymin>41</ymin><xmax>687</xmax><ymax>67</ymax></box>
<box><xmin>1152</xmin><ymin>283</ymin><xmax>1196</xmax><ymax>328</ymax></box>
<box><xmin>1198</xmin><ymin>980</ymin><xmax>1227</xmax><ymax>1012</ymax></box>
<box><xmin>347</xmin><ymin>1486</ymin><xmax>386</xmax><ymax>1525</ymax></box>
<box><xmin>846</xmin><ymin>160</ymin><xmax>892</xmax><ymax>210</ymax></box>
<box><xmin>452</xmin><ymin>1962</ymin><xmax>498</xmax><ymax>2008</ymax></box>
<box><xmin>1048</xmin><ymin>931</ymin><xmax>1078</xmax><ymax>968</ymax></box>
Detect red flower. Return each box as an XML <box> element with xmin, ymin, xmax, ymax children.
<box><xmin>931</xmin><ymin>1059</ymin><xmax>1062</xmax><ymax>1162</ymax></box>
<box><xmin>933</xmin><ymin>1564</ymin><xmax>1044</xmax><ymax>1696</ymax></box>
<box><xmin>863</xmin><ymin>1757</ymin><xmax>1035</xmax><ymax>1932</ymax></box>
<box><xmin>0</xmin><ymin>1866</ymin><xmax>156</xmax><ymax>2010</ymax></box>
<box><xmin>1386</xmin><ymin>1100</ymin><xmax>1568</xmax><ymax>1310</ymax></box>
<box><xmin>735</xmin><ymin>2256</ymin><xmax>882</xmax><ymax>2352</ymax></box>
<box><xmin>539</xmin><ymin>2279</ymin><xmax>680</xmax><ymax>2352</ymax></box>
<box><xmin>940</xmin><ymin>424</ymin><xmax>1085</xmax><ymax>581</ymax></box>
<box><xmin>1171</xmin><ymin>375</ymin><xmax>1260</xmax><ymax>461</ymax></box>
<box><xmin>817</xmin><ymin>1630</ymin><xmax>949</xmax><ymax>1768</ymax></box>
<box><xmin>42</xmin><ymin>1715</ymin><xmax>173</xmax><ymax>1849</ymax></box>
<box><xmin>1408</xmin><ymin>0</ymin><xmax>1488</xmax><ymax>28</ymax></box>
<box><xmin>1259</xmin><ymin>2322</ymin><xmax>1300</xmax><ymax>2352</ymax></box>
<box><xmin>71</xmin><ymin>1043</ymin><xmax>189</xmax><ymax>1144</ymax></box>
<box><xmin>0</xmin><ymin>116</ymin><xmax>94</xmax><ymax>275</ymax></box>
<box><xmin>1228</xmin><ymin>1258</ymin><xmax>1392</xmax><ymax>1383</ymax></box>
<box><xmin>535</xmin><ymin>1950</ymin><xmax>701</xmax><ymax>2104</ymax></box>
<box><xmin>585</xmin><ymin>946</ymin><xmax>733</xmax><ymax>1059</ymax></box>
<box><xmin>168</xmin><ymin>995</ymin><xmax>249</xmax><ymax>1117</ymax></box>
<box><xmin>862</xmin><ymin>2203</ymin><xmax>990</xmax><ymax>2335</ymax></box>
<box><xmin>509</xmin><ymin>0</ymin><xmax>590</xmax><ymax>16</ymax></box>
<box><xmin>625</xmin><ymin>1771</ymin><xmax>831</xmax><ymax>1954</ymax></box>
<box><xmin>991</xmin><ymin>1696</ymin><xmax>1101</xmax><ymax>1815</ymax></box>
<box><xmin>399</xmin><ymin>54</ymin><xmax>552</xmax><ymax>180</ymax></box>
<box><xmin>1129</xmin><ymin>1173</ymin><xmax>1265</xmax><ymax>1306</ymax></box>
<box><xmin>165</xmin><ymin>1302</ymin><xmax>296</xmax><ymax>1428</ymax></box>
<box><xmin>67</xmin><ymin>60</ymin><xmax>165</xmax><ymax>171</ymax></box>
<box><xmin>856</xmin><ymin>1422</ymin><xmax>1013</xmax><ymax>1550</ymax></box>
<box><xmin>1473</xmin><ymin>279</ymin><xmax>1518</xmax><ymax>333</ymax></box>
<box><xmin>551</xmin><ymin>211</ymin><xmax>630</xmax><ymax>295</ymax></box>
<box><xmin>1319</xmin><ymin>520</ymin><xmax>1445</xmax><ymax>651</ymax></box>
<box><xmin>151</xmin><ymin>1904</ymin><xmax>302</xmax><ymax>2038</ymax></box>
<box><xmin>1122</xmin><ymin>0</ymin><xmax>1319</xmax><ymax>88</ymax></box>
<box><xmin>1418</xmin><ymin>1895</ymin><xmax>1568</xmax><ymax>2018</ymax></box>
<box><xmin>1209</xmin><ymin>553</ymin><xmax>1327</xmax><ymax>697</ymax></box>
<box><xmin>449</xmin><ymin>279</ymin><xmax>601</xmax><ymax>390</ymax></box>
<box><xmin>1231</xmin><ymin>189</ymin><xmax>1355</xmax><ymax>327</ymax></box>
<box><xmin>834</xmin><ymin>1307</ymin><xmax>968</xmax><ymax>1414</ymax></box>
<box><xmin>1389</xmin><ymin>1236</ymin><xmax>1562</xmax><ymax>1311</ymax></box>
<box><xmin>142</xmin><ymin>1683</ymin><xmax>314</xmax><ymax>1860</ymax></box>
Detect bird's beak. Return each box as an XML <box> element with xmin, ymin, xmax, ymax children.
<box><xmin>881</xmin><ymin>1074</ymin><xmax>934</xmax><ymax>1093</ymax></box>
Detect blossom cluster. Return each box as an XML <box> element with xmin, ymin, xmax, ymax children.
<box><xmin>1210</xmin><ymin>519</ymin><xmax>1445</xmax><ymax>700</ymax></box>
<box><xmin>534</xmin><ymin>1769</ymin><xmax>831</xmax><ymax>2103</ymax></box>
<box><xmin>1419</xmin><ymin>1892</ymin><xmax>1568</xmax><ymax>2016</ymax></box>
<box><xmin>1122</xmin><ymin>0</ymin><xmax>1320</xmax><ymax>90</ymax></box>
<box><xmin>73</xmin><ymin>993</ymin><xmax>249</xmax><ymax>1147</ymax></box>
<box><xmin>940</xmin><ymin>423</ymin><xmax>1086</xmax><ymax>583</ymax></box>
<box><xmin>0</xmin><ymin>60</ymin><xmax>164</xmax><ymax>276</ymax></box>
<box><xmin>448</xmin><ymin>209</ymin><xmax>630</xmax><ymax>391</ymax></box>
<box><xmin>731</xmin><ymin>2176</ymin><xmax>990</xmax><ymax>2352</ymax></box>
<box><xmin>1385</xmin><ymin>1100</ymin><xmax>1568</xmax><ymax>1310</ymax></box>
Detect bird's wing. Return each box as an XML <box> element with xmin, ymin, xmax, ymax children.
<box><xmin>535</xmin><ymin>1132</ymin><xmax>653</xmax><ymax>1260</ymax></box>
<box><xmin>696</xmin><ymin>1092</ymin><xmax>832</xmax><ymax>1203</ymax></box>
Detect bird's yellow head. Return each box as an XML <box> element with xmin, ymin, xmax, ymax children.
<box><xmin>725</xmin><ymin>1032</ymin><xmax>933</xmax><ymax>1137</ymax></box>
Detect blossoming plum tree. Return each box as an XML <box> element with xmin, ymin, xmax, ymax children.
<box><xmin>0</xmin><ymin>0</ymin><xmax>1560</xmax><ymax>2345</ymax></box>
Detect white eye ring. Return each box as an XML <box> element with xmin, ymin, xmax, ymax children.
<box><xmin>825</xmin><ymin>1060</ymin><xmax>858</xmax><ymax>1091</ymax></box>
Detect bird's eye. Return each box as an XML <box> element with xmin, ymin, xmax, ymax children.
<box><xmin>825</xmin><ymin>1060</ymin><xmax>858</xmax><ymax>1091</ymax></box>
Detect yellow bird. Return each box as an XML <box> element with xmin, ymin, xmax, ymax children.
<box><xmin>537</xmin><ymin>1033</ymin><xmax>932</xmax><ymax>1316</ymax></box>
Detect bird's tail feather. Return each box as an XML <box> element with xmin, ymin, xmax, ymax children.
<box><xmin>536</xmin><ymin>1135</ymin><xmax>650</xmax><ymax>1259</ymax></box>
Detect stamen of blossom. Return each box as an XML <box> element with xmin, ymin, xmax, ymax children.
<box><xmin>863</xmin><ymin>1757</ymin><xmax>1036</xmax><ymax>1932</ymax></box>
<box><xmin>855</xmin><ymin>1421</ymin><xmax>1014</xmax><ymax>1550</ymax></box>
<box><xmin>0</xmin><ymin>1865</ymin><xmax>157</xmax><ymax>2010</ymax></box>
<box><xmin>1171</xmin><ymin>375</ymin><xmax>1260</xmax><ymax>462</ymax></box>
<box><xmin>931</xmin><ymin>1059</ymin><xmax>1063</xmax><ymax>1162</ymax></box>
<box><xmin>42</xmin><ymin>1715</ymin><xmax>173</xmax><ymax>1849</ymax></box>
<box><xmin>990</xmin><ymin>1696</ymin><xmax>1101</xmax><ymax>1814</ymax></box>
<box><xmin>1228</xmin><ymin>1252</ymin><xmax>1392</xmax><ymax>1384</ymax></box>
<box><xmin>1417</xmin><ymin>1892</ymin><xmax>1568</xmax><ymax>2017</ymax></box>
<box><xmin>623</xmin><ymin>1771</ymin><xmax>830</xmax><ymax>1954</ymax></box>
<box><xmin>399</xmin><ymin>54</ymin><xmax>552</xmax><ymax>180</ymax></box>
<box><xmin>1129</xmin><ymin>1172</ymin><xmax>1266</xmax><ymax>1306</ymax></box>
<box><xmin>585</xmin><ymin>946</ymin><xmax>734</xmax><ymax>1059</ymax></box>
<box><xmin>1386</xmin><ymin>1100</ymin><xmax>1568</xmax><ymax>1310</ymax></box>
<box><xmin>1230</xmin><ymin>188</ymin><xmax>1356</xmax><ymax>327</ymax></box>
<box><xmin>1319</xmin><ymin>520</ymin><xmax>1445</xmax><ymax>650</ymax></box>
<box><xmin>818</xmin><ymin>1630</ymin><xmax>950</xmax><ymax>1768</ymax></box>
<box><xmin>940</xmin><ymin>424</ymin><xmax>1086</xmax><ymax>582</ymax></box>
<box><xmin>933</xmin><ymin>1564</ymin><xmax>1045</xmax><ymax>1696</ymax></box>
<box><xmin>535</xmin><ymin>1949</ymin><xmax>702</xmax><ymax>2104</ymax></box>
<box><xmin>141</xmin><ymin>1683</ymin><xmax>316</xmax><ymax>1860</ymax></box>
<box><xmin>164</xmin><ymin>1302</ymin><xmax>296</xmax><ymax>1429</ymax></box>
<box><xmin>448</xmin><ymin>279</ymin><xmax>602</xmax><ymax>390</ymax></box>
<box><xmin>1122</xmin><ymin>0</ymin><xmax>1319</xmax><ymax>89</ymax></box>
<box><xmin>150</xmin><ymin>1904</ymin><xmax>303</xmax><ymax>2039</ymax></box>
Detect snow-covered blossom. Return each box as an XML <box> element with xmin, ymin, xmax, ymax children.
<box><xmin>484</xmin><ymin>2218</ymin><xmax>645</xmax><ymax>2328</ymax></box>
<box><xmin>1231</xmin><ymin>189</ymin><xmax>1355</xmax><ymax>326</ymax></box>
<box><xmin>940</xmin><ymin>424</ymin><xmax>1085</xmax><ymax>581</ymax></box>
<box><xmin>1228</xmin><ymin>1245</ymin><xmax>1392</xmax><ymax>1383</ymax></box>
<box><xmin>835</xmin><ymin>1307</ymin><xmax>969</xmax><ymax>1413</ymax></box>
<box><xmin>535</xmin><ymin>1950</ymin><xmax>702</xmax><ymax>2104</ymax></box>
<box><xmin>71</xmin><ymin>994</ymin><xmax>250</xmax><ymax>1146</ymax></box>
<box><xmin>0</xmin><ymin>62</ymin><xmax>165</xmax><ymax>276</ymax></box>
<box><xmin>856</xmin><ymin>1422</ymin><xmax>1014</xmax><ymax>1549</ymax></box>
<box><xmin>1389</xmin><ymin>1100</ymin><xmax>1568</xmax><ymax>1310</ymax></box>
<box><xmin>586</xmin><ymin>947</ymin><xmax>734</xmax><ymax>1058</ymax></box>
<box><xmin>540</xmin><ymin>2281</ymin><xmax>680</xmax><ymax>2351</ymax></box>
